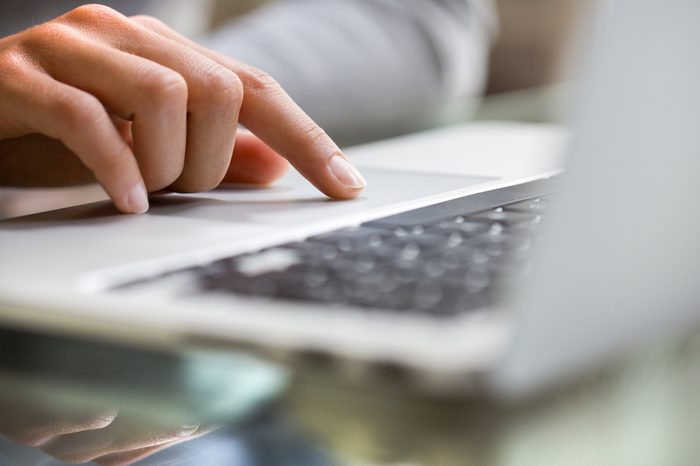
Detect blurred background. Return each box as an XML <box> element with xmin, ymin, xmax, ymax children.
<box><xmin>203</xmin><ymin>0</ymin><xmax>583</xmax><ymax>123</ymax></box>
<box><xmin>175</xmin><ymin>0</ymin><xmax>581</xmax><ymax>100</ymax></box>
<box><xmin>170</xmin><ymin>0</ymin><xmax>584</xmax><ymax>125</ymax></box>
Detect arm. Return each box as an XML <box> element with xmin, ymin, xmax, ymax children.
<box><xmin>202</xmin><ymin>0</ymin><xmax>498</xmax><ymax>144</ymax></box>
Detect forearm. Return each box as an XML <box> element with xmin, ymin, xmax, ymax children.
<box><xmin>201</xmin><ymin>0</ymin><xmax>497</xmax><ymax>145</ymax></box>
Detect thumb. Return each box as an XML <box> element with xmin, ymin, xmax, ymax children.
<box><xmin>223</xmin><ymin>130</ymin><xmax>289</xmax><ymax>186</ymax></box>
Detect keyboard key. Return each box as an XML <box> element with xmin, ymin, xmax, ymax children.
<box><xmin>428</xmin><ymin>220</ymin><xmax>491</xmax><ymax>237</ymax></box>
<box><xmin>384</xmin><ymin>233</ymin><xmax>446</xmax><ymax>250</ymax></box>
<box><xmin>469</xmin><ymin>208</ymin><xmax>542</xmax><ymax>226</ymax></box>
<box><xmin>309</xmin><ymin>226</ymin><xmax>390</xmax><ymax>249</ymax></box>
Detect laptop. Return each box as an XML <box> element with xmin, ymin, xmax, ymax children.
<box><xmin>1</xmin><ymin>0</ymin><xmax>698</xmax><ymax>398</ymax></box>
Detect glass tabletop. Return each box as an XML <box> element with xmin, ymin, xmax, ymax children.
<box><xmin>1</xmin><ymin>325</ymin><xmax>699</xmax><ymax>466</ymax></box>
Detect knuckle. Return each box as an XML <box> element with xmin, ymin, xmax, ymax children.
<box><xmin>299</xmin><ymin>122</ymin><xmax>330</xmax><ymax>146</ymax></box>
<box><xmin>202</xmin><ymin>65</ymin><xmax>243</xmax><ymax>101</ymax></box>
<box><xmin>239</xmin><ymin>66</ymin><xmax>280</xmax><ymax>94</ymax></box>
<box><xmin>63</xmin><ymin>4</ymin><xmax>121</xmax><ymax>24</ymax></box>
<box><xmin>56</xmin><ymin>93</ymin><xmax>103</xmax><ymax>132</ymax></box>
<box><xmin>21</xmin><ymin>22</ymin><xmax>77</xmax><ymax>50</ymax></box>
<box><xmin>138</xmin><ymin>67</ymin><xmax>188</xmax><ymax>107</ymax></box>
<box><xmin>130</xmin><ymin>14</ymin><xmax>166</xmax><ymax>31</ymax></box>
<box><xmin>0</xmin><ymin>47</ymin><xmax>30</xmax><ymax>76</ymax></box>
<box><xmin>192</xmin><ymin>64</ymin><xmax>243</xmax><ymax>115</ymax></box>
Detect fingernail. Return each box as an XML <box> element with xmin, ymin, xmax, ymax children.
<box><xmin>329</xmin><ymin>155</ymin><xmax>367</xmax><ymax>190</ymax></box>
<box><xmin>174</xmin><ymin>425</ymin><xmax>200</xmax><ymax>437</ymax></box>
<box><xmin>126</xmin><ymin>182</ymin><xmax>149</xmax><ymax>214</ymax></box>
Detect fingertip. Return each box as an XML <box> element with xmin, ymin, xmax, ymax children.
<box><xmin>306</xmin><ymin>153</ymin><xmax>366</xmax><ymax>200</ymax></box>
<box><xmin>123</xmin><ymin>181</ymin><xmax>149</xmax><ymax>214</ymax></box>
<box><xmin>329</xmin><ymin>187</ymin><xmax>365</xmax><ymax>200</ymax></box>
<box><xmin>327</xmin><ymin>155</ymin><xmax>367</xmax><ymax>193</ymax></box>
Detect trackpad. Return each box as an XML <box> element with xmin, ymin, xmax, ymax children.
<box><xmin>0</xmin><ymin>169</ymin><xmax>495</xmax><ymax>282</ymax></box>
<box><xmin>146</xmin><ymin>169</ymin><xmax>495</xmax><ymax>226</ymax></box>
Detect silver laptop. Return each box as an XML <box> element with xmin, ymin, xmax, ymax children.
<box><xmin>1</xmin><ymin>0</ymin><xmax>698</xmax><ymax>398</ymax></box>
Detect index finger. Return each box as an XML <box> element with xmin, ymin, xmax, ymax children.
<box><xmin>130</xmin><ymin>16</ymin><xmax>366</xmax><ymax>199</ymax></box>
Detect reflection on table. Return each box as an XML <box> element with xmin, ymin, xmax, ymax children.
<box><xmin>1</xmin><ymin>326</ymin><xmax>700</xmax><ymax>466</ymax></box>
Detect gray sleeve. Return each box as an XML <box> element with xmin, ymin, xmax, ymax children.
<box><xmin>201</xmin><ymin>0</ymin><xmax>497</xmax><ymax>145</ymax></box>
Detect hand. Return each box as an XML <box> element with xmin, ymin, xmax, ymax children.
<box><xmin>0</xmin><ymin>5</ymin><xmax>367</xmax><ymax>214</ymax></box>
<box><xmin>0</xmin><ymin>402</ymin><xmax>215</xmax><ymax>466</ymax></box>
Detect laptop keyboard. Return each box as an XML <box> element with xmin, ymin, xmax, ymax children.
<box><xmin>188</xmin><ymin>185</ymin><xmax>552</xmax><ymax>318</ymax></box>
<box><xmin>114</xmin><ymin>179</ymin><xmax>554</xmax><ymax>317</ymax></box>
